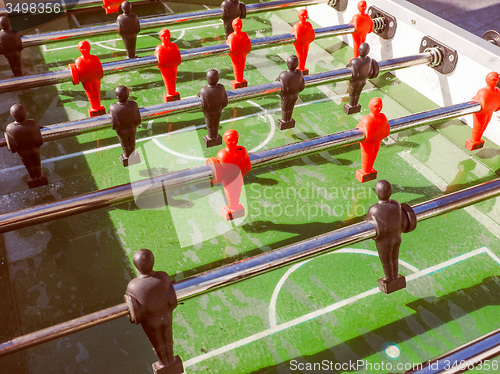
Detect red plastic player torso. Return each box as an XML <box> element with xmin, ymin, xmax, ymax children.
<box><xmin>102</xmin><ymin>0</ymin><xmax>122</xmax><ymax>14</ymax></box>
<box><xmin>227</xmin><ymin>32</ymin><xmax>251</xmax><ymax>56</ymax></box>
<box><xmin>216</xmin><ymin>146</ymin><xmax>251</xmax><ymax>176</ymax></box>
<box><xmin>357</xmin><ymin>112</ymin><xmax>390</xmax><ymax>143</ymax></box>
<box><xmin>473</xmin><ymin>86</ymin><xmax>500</xmax><ymax>115</ymax></box>
<box><xmin>292</xmin><ymin>21</ymin><xmax>315</xmax><ymax>45</ymax></box>
<box><xmin>75</xmin><ymin>55</ymin><xmax>103</xmax><ymax>83</ymax></box>
<box><xmin>155</xmin><ymin>43</ymin><xmax>181</xmax><ymax>68</ymax></box>
<box><xmin>351</xmin><ymin>13</ymin><xmax>374</xmax><ymax>37</ymax></box>
<box><xmin>155</xmin><ymin>44</ymin><xmax>181</xmax><ymax>68</ymax></box>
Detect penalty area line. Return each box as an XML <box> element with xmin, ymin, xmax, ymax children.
<box><xmin>184</xmin><ymin>246</ymin><xmax>499</xmax><ymax>368</ymax></box>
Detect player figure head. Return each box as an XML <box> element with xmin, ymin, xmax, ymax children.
<box><xmin>223</xmin><ymin>129</ymin><xmax>239</xmax><ymax>149</ymax></box>
<box><xmin>369</xmin><ymin>97</ymin><xmax>383</xmax><ymax>114</ymax></box>
<box><xmin>121</xmin><ymin>1</ymin><xmax>131</xmax><ymax>14</ymax></box>
<box><xmin>298</xmin><ymin>9</ymin><xmax>308</xmax><ymax>24</ymax></box>
<box><xmin>358</xmin><ymin>0</ymin><xmax>367</xmax><ymax>13</ymax></box>
<box><xmin>358</xmin><ymin>43</ymin><xmax>370</xmax><ymax>58</ymax></box>
<box><xmin>133</xmin><ymin>249</ymin><xmax>155</xmax><ymax>276</ymax></box>
<box><xmin>375</xmin><ymin>180</ymin><xmax>392</xmax><ymax>201</ymax></box>
<box><xmin>159</xmin><ymin>29</ymin><xmax>171</xmax><ymax>43</ymax></box>
<box><xmin>78</xmin><ymin>40</ymin><xmax>91</xmax><ymax>57</ymax></box>
<box><xmin>115</xmin><ymin>85</ymin><xmax>130</xmax><ymax>103</ymax></box>
<box><xmin>485</xmin><ymin>71</ymin><xmax>499</xmax><ymax>88</ymax></box>
<box><xmin>206</xmin><ymin>69</ymin><xmax>220</xmax><ymax>86</ymax></box>
<box><xmin>232</xmin><ymin>18</ymin><xmax>243</xmax><ymax>33</ymax></box>
<box><xmin>0</xmin><ymin>16</ymin><xmax>11</xmax><ymax>32</ymax></box>
<box><xmin>10</xmin><ymin>104</ymin><xmax>26</xmax><ymax>123</ymax></box>
<box><xmin>287</xmin><ymin>55</ymin><xmax>299</xmax><ymax>71</ymax></box>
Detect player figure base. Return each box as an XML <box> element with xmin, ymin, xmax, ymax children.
<box><xmin>152</xmin><ymin>356</ymin><xmax>184</xmax><ymax>374</ymax></box>
<box><xmin>164</xmin><ymin>93</ymin><xmax>181</xmax><ymax>102</ymax></box>
<box><xmin>88</xmin><ymin>106</ymin><xmax>106</xmax><ymax>117</ymax></box>
<box><xmin>223</xmin><ymin>205</ymin><xmax>245</xmax><ymax>221</ymax></box>
<box><xmin>231</xmin><ymin>80</ymin><xmax>248</xmax><ymax>89</ymax></box>
<box><xmin>124</xmin><ymin>55</ymin><xmax>139</xmax><ymax>60</ymax></box>
<box><xmin>203</xmin><ymin>134</ymin><xmax>223</xmax><ymax>148</ymax></box>
<box><xmin>27</xmin><ymin>173</ymin><xmax>48</xmax><ymax>189</ymax></box>
<box><xmin>355</xmin><ymin>169</ymin><xmax>377</xmax><ymax>183</ymax></box>
<box><xmin>343</xmin><ymin>103</ymin><xmax>361</xmax><ymax>115</ymax></box>
<box><xmin>120</xmin><ymin>153</ymin><xmax>140</xmax><ymax>167</ymax></box>
<box><xmin>465</xmin><ymin>138</ymin><xmax>484</xmax><ymax>151</ymax></box>
<box><xmin>277</xmin><ymin>118</ymin><xmax>295</xmax><ymax>130</ymax></box>
<box><xmin>378</xmin><ymin>275</ymin><xmax>406</xmax><ymax>294</ymax></box>
<box><xmin>300</xmin><ymin>68</ymin><xmax>309</xmax><ymax>76</ymax></box>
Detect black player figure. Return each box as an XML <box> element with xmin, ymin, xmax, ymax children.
<box><xmin>198</xmin><ymin>69</ymin><xmax>228</xmax><ymax>147</ymax></box>
<box><xmin>366</xmin><ymin>180</ymin><xmax>417</xmax><ymax>294</ymax></box>
<box><xmin>5</xmin><ymin>104</ymin><xmax>48</xmax><ymax>188</ymax></box>
<box><xmin>220</xmin><ymin>0</ymin><xmax>246</xmax><ymax>38</ymax></box>
<box><xmin>117</xmin><ymin>1</ymin><xmax>140</xmax><ymax>59</ymax></box>
<box><xmin>344</xmin><ymin>42</ymin><xmax>379</xmax><ymax>114</ymax></box>
<box><xmin>109</xmin><ymin>85</ymin><xmax>141</xmax><ymax>166</ymax></box>
<box><xmin>0</xmin><ymin>16</ymin><xmax>23</xmax><ymax>77</ymax></box>
<box><xmin>276</xmin><ymin>55</ymin><xmax>305</xmax><ymax>130</ymax></box>
<box><xmin>125</xmin><ymin>249</ymin><xmax>183</xmax><ymax>374</ymax></box>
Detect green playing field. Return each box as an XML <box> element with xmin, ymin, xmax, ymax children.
<box><xmin>0</xmin><ymin>2</ymin><xmax>499</xmax><ymax>373</ymax></box>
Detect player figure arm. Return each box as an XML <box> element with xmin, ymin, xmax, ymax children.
<box><xmin>134</xmin><ymin>15</ymin><xmax>141</xmax><ymax>34</ymax></box>
<box><xmin>17</xmin><ymin>37</ymin><xmax>23</xmax><ymax>51</ymax></box>
<box><xmin>5</xmin><ymin>133</ymin><xmax>17</xmax><ymax>153</ymax></box>
<box><xmin>356</xmin><ymin>117</ymin><xmax>368</xmax><ymax>138</ymax></box>
<box><xmin>369</xmin><ymin>59</ymin><xmax>380</xmax><ymax>79</ymax></box>
<box><xmin>222</xmin><ymin>88</ymin><xmax>228</xmax><ymax>108</ymax></box>
<box><xmin>133</xmin><ymin>102</ymin><xmax>141</xmax><ymax>127</ymax></box>
<box><xmin>109</xmin><ymin>106</ymin><xmax>120</xmax><ymax>130</ymax></box>
<box><xmin>33</xmin><ymin>122</ymin><xmax>43</xmax><ymax>148</ymax></box>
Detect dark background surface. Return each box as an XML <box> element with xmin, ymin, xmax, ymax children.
<box><xmin>406</xmin><ymin>0</ymin><xmax>500</xmax><ymax>37</ymax></box>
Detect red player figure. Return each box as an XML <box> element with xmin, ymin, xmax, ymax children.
<box><xmin>69</xmin><ymin>41</ymin><xmax>106</xmax><ymax>117</ymax></box>
<box><xmin>102</xmin><ymin>0</ymin><xmax>122</xmax><ymax>14</ymax></box>
<box><xmin>155</xmin><ymin>29</ymin><xmax>181</xmax><ymax>102</ymax></box>
<box><xmin>125</xmin><ymin>249</ymin><xmax>183</xmax><ymax>374</ymax></box>
<box><xmin>207</xmin><ymin>129</ymin><xmax>251</xmax><ymax>221</ymax></box>
<box><xmin>291</xmin><ymin>9</ymin><xmax>315</xmax><ymax>75</ymax></box>
<box><xmin>465</xmin><ymin>72</ymin><xmax>500</xmax><ymax>151</ymax></box>
<box><xmin>226</xmin><ymin>18</ymin><xmax>251</xmax><ymax>89</ymax></box>
<box><xmin>351</xmin><ymin>1</ymin><xmax>374</xmax><ymax>58</ymax></box>
<box><xmin>5</xmin><ymin>104</ymin><xmax>48</xmax><ymax>188</ymax></box>
<box><xmin>0</xmin><ymin>16</ymin><xmax>23</xmax><ymax>77</ymax></box>
<box><xmin>355</xmin><ymin>97</ymin><xmax>390</xmax><ymax>183</ymax></box>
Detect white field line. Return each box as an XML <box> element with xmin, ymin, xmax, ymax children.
<box><xmin>0</xmin><ymin>96</ymin><xmax>341</xmax><ymax>174</ymax></box>
<box><xmin>42</xmin><ymin>23</ymin><xmax>221</xmax><ymax>52</ymax></box>
<box><xmin>184</xmin><ymin>246</ymin><xmax>498</xmax><ymax>368</ymax></box>
<box><xmin>268</xmin><ymin>248</ymin><xmax>420</xmax><ymax>328</ymax></box>
<box><xmin>151</xmin><ymin>100</ymin><xmax>275</xmax><ymax>160</ymax></box>
<box><xmin>160</xmin><ymin>2</ymin><xmax>175</xmax><ymax>14</ymax></box>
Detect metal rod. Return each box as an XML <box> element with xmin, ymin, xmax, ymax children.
<box><xmin>0</xmin><ymin>52</ymin><xmax>433</xmax><ymax>146</ymax></box>
<box><xmin>0</xmin><ymin>100</ymin><xmax>480</xmax><ymax>232</ymax></box>
<box><xmin>19</xmin><ymin>0</ymin><xmax>329</xmax><ymax>48</ymax></box>
<box><xmin>1</xmin><ymin>176</ymin><xmax>499</xmax><ymax>357</ymax></box>
<box><xmin>406</xmin><ymin>328</ymin><xmax>500</xmax><ymax>374</ymax></box>
<box><xmin>0</xmin><ymin>23</ymin><xmax>355</xmax><ymax>94</ymax></box>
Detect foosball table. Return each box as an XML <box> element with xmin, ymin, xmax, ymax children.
<box><xmin>0</xmin><ymin>0</ymin><xmax>499</xmax><ymax>373</ymax></box>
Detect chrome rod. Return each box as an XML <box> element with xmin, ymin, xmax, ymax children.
<box><xmin>406</xmin><ymin>328</ymin><xmax>500</xmax><ymax>374</ymax></box>
<box><xmin>0</xmin><ymin>52</ymin><xmax>433</xmax><ymax>146</ymax></box>
<box><xmin>20</xmin><ymin>0</ymin><xmax>329</xmax><ymax>48</ymax></box>
<box><xmin>0</xmin><ymin>24</ymin><xmax>354</xmax><ymax>93</ymax></box>
<box><xmin>0</xmin><ymin>100</ymin><xmax>481</xmax><ymax>232</ymax></box>
<box><xmin>251</xmin><ymin>100</ymin><xmax>481</xmax><ymax>168</ymax></box>
<box><xmin>1</xmin><ymin>176</ymin><xmax>499</xmax><ymax>357</ymax></box>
